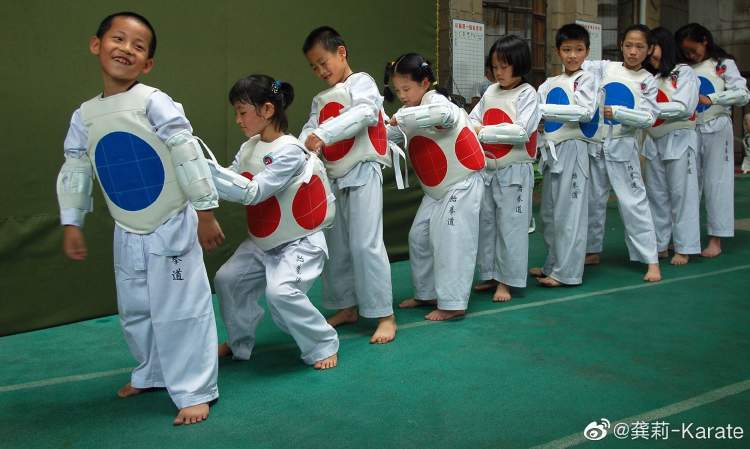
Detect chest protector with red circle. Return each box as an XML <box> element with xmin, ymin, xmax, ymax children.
<box><xmin>236</xmin><ymin>135</ymin><xmax>335</xmax><ymax>251</ymax></box>
<box><xmin>648</xmin><ymin>65</ymin><xmax>697</xmax><ymax>139</ymax></box>
<box><xmin>480</xmin><ymin>83</ymin><xmax>538</xmax><ymax>170</ymax></box>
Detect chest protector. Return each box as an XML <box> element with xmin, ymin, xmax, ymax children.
<box><xmin>481</xmin><ymin>83</ymin><xmax>538</xmax><ymax>170</ymax></box>
<box><xmin>648</xmin><ymin>65</ymin><xmax>697</xmax><ymax>139</ymax></box>
<box><xmin>80</xmin><ymin>83</ymin><xmax>187</xmax><ymax>234</ymax></box>
<box><xmin>313</xmin><ymin>82</ymin><xmax>391</xmax><ymax>179</ymax></box>
<box><xmin>402</xmin><ymin>101</ymin><xmax>485</xmax><ymax>200</ymax></box>
<box><xmin>591</xmin><ymin>63</ymin><xmax>651</xmax><ymax>141</ymax></box>
<box><xmin>693</xmin><ymin>58</ymin><xmax>728</xmax><ymax>124</ymax></box>
<box><xmin>543</xmin><ymin>72</ymin><xmax>599</xmax><ymax>144</ymax></box>
<box><xmin>236</xmin><ymin>135</ymin><xmax>335</xmax><ymax>251</ymax></box>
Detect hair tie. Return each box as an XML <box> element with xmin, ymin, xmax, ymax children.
<box><xmin>271</xmin><ymin>80</ymin><xmax>281</xmax><ymax>95</ymax></box>
<box><xmin>421</xmin><ymin>62</ymin><xmax>429</xmax><ymax>68</ymax></box>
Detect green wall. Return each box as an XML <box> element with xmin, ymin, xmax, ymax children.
<box><xmin>0</xmin><ymin>0</ymin><xmax>436</xmax><ymax>335</ymax></box>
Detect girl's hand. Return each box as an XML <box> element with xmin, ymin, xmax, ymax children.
<box><xmin>197</xmin><ymin>210</ymin><xmax>225</xmax><ymax>252</ymax></box>
<box><xmin>304</xmin><ymin>133</ymin><xmax>324</xmax><ymax>154</ymax></box>
<box><xmin>475</xmin><ymin>125</ymin><xmax>482</xmax><ymax>134</ymax></box>
<box><xmin>63</xmin><ymin>225</ymin><xmax>88</xmax><ymax>261</ymax></box>
<box><xmin>389</xmin><ymin>117</ymin><xmax>398</xmax><ymax>126</ymax></box>
<box><xmin>699</xmin><ymin>95</ymin><xmax>712</xmax><ymax>105</ymax></box>
<box><xmin>603</xmin><ymin>106</ymin><xmax>614</xmax><ymax>120</ymax></box>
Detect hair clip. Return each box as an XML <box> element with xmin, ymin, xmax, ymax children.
<box><xmin>431</xmin><ymin>80</ymin><xmax>438</xmax><ymax>86</ymax></box>
<box><xmin>421</xmin><ymin>62</ymin><xmax>429</xmax><ymax>68</ymax></box>
<box><xmin>271</xmin><ymin>80</ymin><xmax>281</xmax><ymax>95</ymax></box>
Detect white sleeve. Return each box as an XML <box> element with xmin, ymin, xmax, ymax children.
<box><xmin>582</xmin><ymin>60</ymin><xmax>608</xmax><ymax>83</ymax></box>
<box><xmin>298</xmin><ymin>101</ymin><xmax>320</xmax><ymax>144</ymax></box>
<box><xmin>249</xmin><ymin>144</ymin><xmax>307</xmax><ymax>204</ymax></box>
<box><xmin>516</xmin><ymin>85</ymin><xmax>542</xmax><ymax>137</ymax></box>
<box><xmin>610</xmin><ymin>74</ymin><xmax>657</xmax><ymax>128</ymax></box>
<box><xmin>313</xmin><ymin>74</ymin><xmax>381</xmax><ymax>145</ymax></box>
<box><xmin>659</xmin><ymin>66</ymin><xmax>699</xmax><ymax>120</ymax></box>
<box><xmin>60</xmin><ymin>108</ymin><xmax>91</xmax><ymax>227</ymax></box>
<box><xmin>708</xmin><ymin>59</ymin><xmax>750</xmax><ymax>106</ymax></box>
<box><xmin>386</xmin><ymin>108</ymin><xmax>405</xmax><ymax>146</ymax></box>
<box><xmin>539</xmin><ymin>74</ymin><xmax>596</xmax><ymax>123</ymax></box>
<box><xmin>573</xmin><ymin>71</ymin><xmax>597</xmax><ymax>122</ymax></box>
<box><xmin>468</xmin><ymin>94</ymin><xmax>485</xmax><ymax>128</ymax></box>
<box><xmin>146</xmin><ymin>91</ymin><xmax>193</xmax><ymax>142</ymax></box>
<box><xmin>424</xmin><ymin>91</ymin><xmax>460</xmax><ymax>128</ymax></box>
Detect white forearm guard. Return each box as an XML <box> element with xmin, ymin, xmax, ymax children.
<box><xmin>610</xmin><ymin>106</ymin><xmax>655</xmax><ymax>128</ymax></box>
<box><xmin>708</xmin><ymin>89</ymin><xmax>750</xmax><ymax>106</ymax></box>
<box><xmin>657</xmin><ymin>101</ymin><xmax>689</xmax><ymax>120</ymax></box>
<box><xmin>478</xmin><ymin>123</ymin><xmax>529</xmax><ymax>144</ymax></box>
<box><xmin>315</xmin><ymin>103</ymin><xmax>378</xmax><ymax>145</ymax></box>
<box><xmin>207</xmin><ymin>160</ymin><xmax>258</xmax><ymax>205</ymax></box>
<box><xmin>394</xmin><ymin>103</ymin><xmax>457</xmax><ymax>129</ymax></box>
<box><xmin>165</xmin><ymin>130</ymin><xmax>219</xmax><ymax>210</ymax></box>
<box><xmin>540</xmin><ymin>103</ymin><xmax>590</xmax><ymax>122</ymax></box>
<box><xmin>56</xmin><ymin>154</ymin><xmax>93</xmax><ymax>212</ymax></box>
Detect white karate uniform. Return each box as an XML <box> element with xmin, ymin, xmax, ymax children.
<box><xmin>214</xmin><ymin>141</ymin><xmax>338</xmax><ymax>364</ymax></box>
<box><xmin>583</xmin><ymin>60</ymin><xmax>660</xmax><ymax>264</ymax></box>
<box><xmin>693</xmin><ymin>58</ymin><xmax>749</xmax><ymax>237</ymax></box>
<box><xmin>469</xmin><ymin>83</ymin><xmax>542</xmax><ymax>288</ymax></box>
<box><xmin>643</xmin><ymin>64</ymin><xmax>701</xmax><ymax>254</ymax></box>
<box><xmin>299</xmin><ymin>73</ymin><xmax>393</xmax><ymax>318</ymax></box>
<box><xmin>61</xmin><ymin>89</ymin><xmax>219</xmax><ymax>409</ymax></box>
<box><xmin>537</xmin><ymin>70</ymin><xmax>597</xmax><ymax>285</ymax></box>
<box><xmin>388</xmin><ymin>91</ymin><xmax>484</xmax><ymax>310</ymax></box>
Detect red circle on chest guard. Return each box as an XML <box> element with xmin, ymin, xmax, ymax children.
<box><xmin>482</xmin><ymin>108</ymin><xmax>513</xmax><ymax>158</ymax></box>
<box><xmin>241</xmin><ymin>171</ymin><xmax>281</xmax><ymax>238</ymax></box>
<box><xmin>654</xmin><ymin>89</ymin><xmax>669</xmax><ymax>127</ymax></box>
<box><xmin>408</xmin><ymin>136</ymin><xmax>448</xmax><ymax>187</ymax></box>
<box><xmin>454</xmin><ymin>127</ymin><xmax>486</xmax><ymax>170</ymax></box>
<box><xmin>368</xmin><ymin>113</ymin><xmax>388</xmax><ymax>155</ymax></box>
<box><xmin>525</xmin><ymin>131</ymin><xmax>538</xmax><ymax>158</ymax></box>
<box><xmin>319</xmin><ymin>102</ymin><xmax>355</xmax><ymax>162</ymax></box>
<box><xmin>292</xmin><ymin>175</ymin><xmax>328</xmax><ymax>230</ymax></box>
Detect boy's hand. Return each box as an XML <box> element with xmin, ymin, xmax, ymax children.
<box><xmin>603</xmin><ymin>106</ymin><xmax>613</xmax><ymax>120</ymax></box>
<box><xmin>699</xmin><ymin>95</ymin><xmax>712</xmax><ymax>105</ymax></box>
<box><xmin>304</xmin><ymin>133</ymin><xmax>324</xmax><ymax>154</ymax></box>
<box><xmin>63</xmin><ymin>225</ymin><xmax>88</xmax><ymax>261</ymax></box>
<box><xmin>197</xmin><ymin>210</ymin><xmax>225</xmax><ymax>252</ymax></box>
<box><xmin>389</xmin><ymin>117</ymin><xmax>398</xmax><ymax>126</ymax></box>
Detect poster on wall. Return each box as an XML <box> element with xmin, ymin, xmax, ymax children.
<box><xmin>452</xmin><ymin>19</ymin><xmax>485</xmax><ymax>102</ymax></box>
<box><xmin>575</xmin><ymin>20</ymin><xmax>602</xmax><ymax>61</ymax></box>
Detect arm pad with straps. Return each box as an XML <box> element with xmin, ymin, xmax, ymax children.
<box><xmin>206</xmin><ymin>160</ymin><xmax>258</xmax><ymax>205</ymax></box>
<box><xmin>708</xmin><ymin>89</ymin><xmax>750</xmax><ymax>106</ymax></box>
<box><xmin>314</xmin><ymin>103</ymin><xmax>378</xmax><ymax>145</ymax></box>
<box><xmin>539</xmin><ymin>103</ymin><xmax>591</xmax><ymax>122</ymax></box>
<box><xmin>165</xmin><ymin>130</ymin><xmax>219</xmax><ymax>210</ymax></box>
<box><xmin>56</xmin><ymin>154</ymin><xmax>94</xmax><ymax>222</ymax></box>
<box><xmin>656</xmin><ymin>101</ymin><xmax>689</xmax><ymax>120</ymax></box>
<box><xmin>610</xmin><ymin>106</ymin><xmax>655</xmax><ymax>128</ymax></box>
<box><xmin>393</xmin><ymin>103</ymin><xmax>457</xmax><ymax>129</ymax></box>
<box><xmin>478</xmin><ymin>123</ymin><xmax>529</xmax><ymax>144</ymax></box>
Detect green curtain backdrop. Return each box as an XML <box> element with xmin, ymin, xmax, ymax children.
<box><xmin>0</xmin><ymin>0</ymin><xmax>436</xmax><ymax>335</ymax></box>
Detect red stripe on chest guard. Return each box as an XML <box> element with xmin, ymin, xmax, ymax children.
<box><xmin>654</xmin><ymin>89</ymin><xmax>669</xmax><ymax>127</ymax></box>
<box><xmin>454</xmin><ymin>127</ymin><xmax>486</xmax><ymax>170</ymax></box>
<box><xmin>482</xmin><ymin>108</ymin><xmax>513</xmax><ymax>158</ymax></box>
<box><xmin>292</xmin><ymin>175</ymin><xmax>328</xmax><ymax>230</ymax></box>
<box><xmin>368</xmin><ymin>113</ymin><xmax>388</xmax><ymax>155</ymax></box>
<box><xmin>408</xmin><ymin>136</ymin><xmax>448</xmax><ymax>187</ymax></box>
<box><xmin>319</xmin><ymin>102</ymin><xmax>355</xmax><ymax>161</ymax></box>
<box><xmin>241</xmin><ymin>171</ymin><xmax>281</xmax><ymax>238</ymax></box>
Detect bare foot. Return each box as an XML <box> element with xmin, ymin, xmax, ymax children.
<box><xmin>538</xmin><ymin>277</ymin><xmax>563</xmax><ymax>287</ymax></box>
<box><xmin>117</xmin><ymin>383</ymin><xmax>144</xmax><ymax>398</ymax></box>
<box><xmin>326</xmin><ymin>307</ymin><xmax>358</xmax><ymax>327</ymax></box>
<box><xmin>473</xmin><ymin>280</ymin><xmax>498</xmax><ymax>292</ymax></box>
<box><xmin>173</xmin><ymin>403</ymin><xmax>209</xmax><ymax>426</ymax></box>
<box><xmin>658</xmin><ymin>250</ymin><xmax>669</xmax><ymax>259</ymax></box>
<box><xmin>314</xmin><ymin>353</ymin><xmax>338</xmax><ymax>370</ymax></box>
<box><xmin>701</xmin><ymin>237</ymin><xmax>722</xmax><ymax>258</ymax></box>
<box><xmin>643</xmin><ymin>263</ymin><xmax>662</xmax><ymax>282</ymax></box>
<box><xmin>399</xmin><ymin>298</ymin><xmax>437</xmax><ymax>308</ymax></box>
<box><xmin>370</xmin><ymin>315</ymin><xmax>397</xmax><ymax>344</ymax></box>
<box><xmin>584</xmin><ymin>253</ymin><xmax>601</xmax><ymax>265</ymax></box>
<box><xmin>670</xmin><ymin>253</ymin><xmax>689</xmax><ymax>265</ymax></box>
<box><xmin>528</xmin><ymin>267</ymin><xmax>544</xmax><ymax>277</ymax></box>
<box><xmin>492</xmin><ymin>283</ymin><xmax>512</xmax><ymax>302</ymax></box>
<box><xmin>424</xmin><ymin>309</ymin><xmax>466</xmax><ymax>321</ymax></box>
<box><xmin>217</xmin><ymin>342</ymin><xmax>232</xmax><ymax>358</ymax></box>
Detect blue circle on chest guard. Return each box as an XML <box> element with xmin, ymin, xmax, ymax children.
<box><xmin>602</xmin><ymin>82</ymin><xmax>635</xmax><ymax>125</ymax></box>
<box><xmin>696</xmin><ymin>76</ymin><xmax>715</xmax><ymax>113</ymax></box>
<box><xmin>544</xmin><ymin>87</ymin><xmax>569</xmax><ymax>133</ymax></box>
<box><xmin>580</xmin><ymin>107</ymin><xmax>600</xmax><ymax>138</ymax></box>
<box><xmin>95</xmin><ymin>131</ymin><xmax>165</xmax><ymax>211</ymax></box>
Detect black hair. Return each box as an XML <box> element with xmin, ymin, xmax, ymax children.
<box><xmin>488</xmin><ymin>35</ymin><xmax>531</xmax><ymax>78</ymax></box>
<box><xmin>228</xmin><ymin>75</ymin><xmax>294</xmax><ymax>132</ymax></box>
<box><xmin>619</xmin><ymin>24</ymin><xmax>653</xmax><ymax>62</ymax></box>
<box><xmin>382</xmin><ymin>53</ymin><xmax>450</xmax><ymax>103</ymax></box>
<box><xmin>675</xmin><ymin>22</ymin><xmax>734</xmax><ymax>63</ymax></box>
<box><xmin>302</xmin><ymin>26</ymin><xmax>347</xmax><ymax>56</ymax></box>
<box><xmin>555</xmin><ymin>23</ymin><xmax>590</xmax><ymax>49</ymax></box>
<box><xmin>96</xmin><ymin>12</ymin><xmax>157</xmax><ymax>58</ymax></box>
<box><xmin>646</xmin><ymin>27</ymin><xmax>678</xmax><ymax>77</ymax></box>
